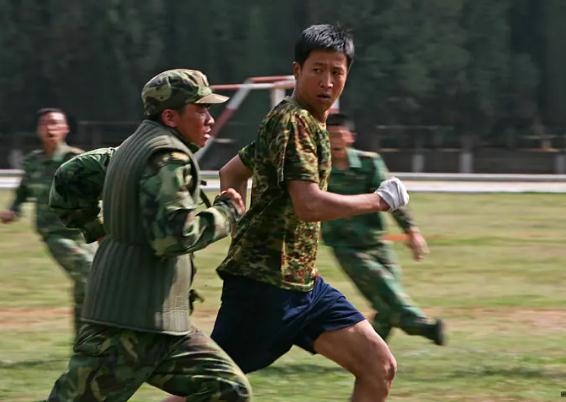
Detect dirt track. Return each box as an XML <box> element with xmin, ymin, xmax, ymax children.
<box><xmin>1</xmin><ymin>306</ymin><xmax>564</xmax><ymax>334</ymax></box>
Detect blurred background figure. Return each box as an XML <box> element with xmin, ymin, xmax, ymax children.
<box><xmin>0</xmin><ymin>108</ymin><xmax>95</xmax><ymax>339</ymax></box>
<box><xmin>322</xmin><ymin>112</ymin><xmax>444</xmax><ymax>345</ymax></box>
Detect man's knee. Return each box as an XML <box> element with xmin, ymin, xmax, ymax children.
<box><xmin>359</xmin><ymin>335</ymin><xmax>397</xmax><ymax>388</ymax></box>
<box><xmin>381</xmin><ymin>350</ymin><xmax>397</xmax><ymax>385</ymax></box>
<box><xmin>200</xmin><ymin>373</ymin><xmax>251</xmax><ymax>402</ymax></box>
<box><xmin>184</xmin><ymin>367</ymin><xmax>251</xmax><ymax>402</ymax></box>
<box><xmin>223</xmin><ymin>375</ymin><xmax>252</xmax><ymax>402</ymax></box>
<box><xmin>375</xmin><ymin>346</ymin><xmax>396</xmax><ymax>399</ymax></box>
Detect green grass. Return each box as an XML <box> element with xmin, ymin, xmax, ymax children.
<box><xmin>1</xmin><ymin>191</ymin><xmax>565</xmax><ymax>401</ymax></box>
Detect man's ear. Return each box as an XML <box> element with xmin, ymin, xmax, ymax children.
<box><xmin>292</xmin><ymin>61</ymin><xmax>301</xmax><ymax>80</ymax></box>
<box><xmin>348</xmin><ymin>131</ymin><xmax>357</xmax><ymax>146</ymax></box>
<box><xmin>161</xmin><ymin>109</ymin><xmax>177</xmax><ymax>128</ymax></box>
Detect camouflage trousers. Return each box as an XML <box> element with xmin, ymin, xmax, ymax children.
<box><xmin>47</xmin><ymin>322</ymin><xmax>252</xmax><ymax>402</ymax></box>
<box><xmin>331</xmin><ymin>242</ymin><xmax>435</xmax><ymax>340</ymax></box>
<box><xmin>44</xmin><ymin>234</ymin><xmax>96</xmax><ymax>338</ymax></box>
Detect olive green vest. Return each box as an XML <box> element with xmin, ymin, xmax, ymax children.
<box><xmin>82</xmin><ymin>120</ymin><xmax>198</xmax><ymax>335</ymax></box>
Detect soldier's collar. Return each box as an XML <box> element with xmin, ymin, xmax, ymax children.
<box><xmin>187</xmin><ymin>142</ymin><xmax>199</xmax><ymax>153</ymax></box>
<box><xmin>346</xmin><ymin>148</ymin><xmax>362</xmax><ymax>168</ymax></box>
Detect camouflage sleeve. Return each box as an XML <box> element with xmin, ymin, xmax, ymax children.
<box><xmin>279</xmin><ymin>116</ymin><xmax>319</xmax><ymax>183</ymax></box>
<box><xmin>391</xmin><ymin>207</ymin><xmax>415</xmax><ymax>232</ymax></box>
<box><xmin>139</xmin><ymin>151</ymin><xmax>240</xmax><ymax>257</ymax></box>
<box><xmin>238</xmin><ymin>141</ymin><xmax>255</xmax><ymax>170</ymax></box>
<box><xmin>49</xmin><ymin>147</ymin><xmax>116</xmax><ymax>242</ymax></box>
<box><xmin>372</xmin><ymin>155</ymin><xmax>416</xmax><ymax>231</ymax></box>
<box><xmin>9</xmin><ymin>161</ymin><xmax>31</xmax><ymax>216</ymax></box>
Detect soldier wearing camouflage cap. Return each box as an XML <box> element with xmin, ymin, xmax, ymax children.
<box><xmin>0</xmin><ymin>108</ymin><xmax>95</xmax><ymax>340</ymax></box>
<box><xmin>46</xmin><ymin>69</ymin><xmax>251</xmax><ymax>402</ymax></box>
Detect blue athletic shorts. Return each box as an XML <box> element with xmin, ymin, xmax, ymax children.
<box><xmin>211</xmin><ymin>274</ymin><xmax>365</xmax><ymax>373</ymax></box>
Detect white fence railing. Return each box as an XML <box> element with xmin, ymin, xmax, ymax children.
<box><xmin>2</xmin><ymin>170</ymin><xmax>566</xmax><ymax>193</ymax></box>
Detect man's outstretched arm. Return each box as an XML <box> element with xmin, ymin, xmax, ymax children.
<box><xmin>140</xmin><ymin>151</ymin><xmax>244</xmax><ymax>257</ymax></box>
<box><xmin>287</xmin><ymin>178</ymin><xmax>408</xmax><ymax>222</ymax></box>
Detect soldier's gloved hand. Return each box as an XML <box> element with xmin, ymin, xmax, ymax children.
<box><xmin>375</xmin><ymin>177</ymin><xmax>409</xmax><ymax>211</ymax></box>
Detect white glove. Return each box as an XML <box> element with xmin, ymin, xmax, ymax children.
<box><xmin>375</xmin><ymin>177</ymin><xmax>409</xmax><ymax>210</ymax></box>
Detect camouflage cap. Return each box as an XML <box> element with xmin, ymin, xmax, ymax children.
<box><xmin>141</xmin><ymin>69</ymin><xmax>228</xmax><ymax>116</ymax></box>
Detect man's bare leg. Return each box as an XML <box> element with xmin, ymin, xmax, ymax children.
<box><xmin>314</xmin><ymin>320</ymin><xmax>396</xmax><ymax>402</ymax></box>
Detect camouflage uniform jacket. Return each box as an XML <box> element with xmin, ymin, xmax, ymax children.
<box><xmin>50</xmin><ymin>145</ymin><xmax>236</xmax><ymax>252</ymax></box>
<box><xmin>49</xmin><ymin>121</ymin><xmax>241</xmax><ymax>334</ymax></box>
<box><xmin>49</xmin><ymin>147</ymin><xmax>115</xmax><ymax>243</ymax></box>
<box><xmin>217</xmin><ymin>98</ymin><xmax>331</xmax><ymax>292</ymax></box>
<box><xmin>322</xmin><ymin>148</ymin><xmax>415</xmax><ymax>248</ymax></box>
<box><xmin>9</xmin><ymin>142</ymin><xmax>84</xmax><ymax>239</ymax></box>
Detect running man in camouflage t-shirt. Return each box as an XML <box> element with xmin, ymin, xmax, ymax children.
<box><xmin>213</xmin><ymin>24</ymin><xmax>409</xmax><ymax>402</ymax></box>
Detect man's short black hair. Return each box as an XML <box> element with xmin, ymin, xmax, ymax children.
<box><xmin>146</xmin><ymin>105</ymin><xmax>187</xmax><ymax>124</ymax></box>
<box><xmin>36</xmin><ymin>107</ymin><xmax>66</xmax><ymax>122</ymax></box>
<box><xmin>294</xmin><ymin>24</ymin><xmax>354</xmax><ymax>68</ymax></box>
<box><xmin>147</xmin><ymin>113</ymin><xmax>162</xmax><ymax>123</ymax></box>
<box><xmin>326</xmin><ymin>112</ymin><xmax>356</xmax><ymax>132</ymax></box>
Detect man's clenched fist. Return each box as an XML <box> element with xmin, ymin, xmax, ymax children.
<box><xmin>375</xmin><ymin>177</ymin><xmax>409</xmax><ymax>211</ymax></box>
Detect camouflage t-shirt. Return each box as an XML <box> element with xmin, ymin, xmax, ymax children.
<box><xmin>9</xmin><ymin>142</ymin><xmax>83</xmax><ymax>239</ymax></box>
<box><xmin>217</xmin><ymin>98</ymin><xmax>331</xmax><ymax>291</ymax></box>
<box><xmin>322</xmin><ymin>148</ymin><xmax>415</xmax><ymax>248</ymax></box>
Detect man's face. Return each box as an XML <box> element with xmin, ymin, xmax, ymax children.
<box><xmin>37</xmin><ymin>112</ymin><xmax>69</xmax><ymax>147</ymax></box>
<box><xmin>328</xmin><ymin>125</ymin><xmax>354</xmax><ymax>160</ymax></box>
<box><xmin>293</xmin><ymin>50</ymin><xmax>348</xmax><ymax>120</ymax></box>
<box><xmin>169</xmin><ymin>103</ymin><xmax>215</xmax><ymax>148</ymax></box>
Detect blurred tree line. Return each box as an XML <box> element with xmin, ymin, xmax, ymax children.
<box><xmin>1</xmin><ymin>0</ymin><xmax>565</xmax><ymax>144</ymax></box>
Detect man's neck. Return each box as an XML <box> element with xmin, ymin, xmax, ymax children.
<box><xmin>155</xmin><ymin>122</ymin><xmax>199</xmax><ymax>153</ymax></box>
<box><xmin>332</xmin><ymin>152</ymin><xmax>350</xmax><ymax>169</ymax></box>
<box><xmin>291</xmin><ymin>94</ymin><xmax>327</xmax><ymax>123</ymax></box>
<box><xmin>42</xmin><ymin>142</ymin><xmax>58</xmax><ymax>157</ymax></box>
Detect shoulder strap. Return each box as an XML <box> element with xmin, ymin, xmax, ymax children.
<box><xmin>199</xmin><ymin>181</ymin><xmax>212</xmax><ymax>208</ymax></box>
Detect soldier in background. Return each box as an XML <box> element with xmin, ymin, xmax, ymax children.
<box><xmin>323</xmin><ymin>112</ymin><xmax>445</xmax><ymax>345</ymax></box>
<box><xmin>0</xmin><ymin>108</ymin><xmax>94</xmax><ymax>338</ymax></box>
<box><xmin>46</xmin><ymin>69</ymin><xmax>251</xmax><ymax>402</ymax></box>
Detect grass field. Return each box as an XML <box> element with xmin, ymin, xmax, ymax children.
<box><xmin>1</xmin><ymin>190</ymin><xmax>565</xmax><ymax>401</ymax></box>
